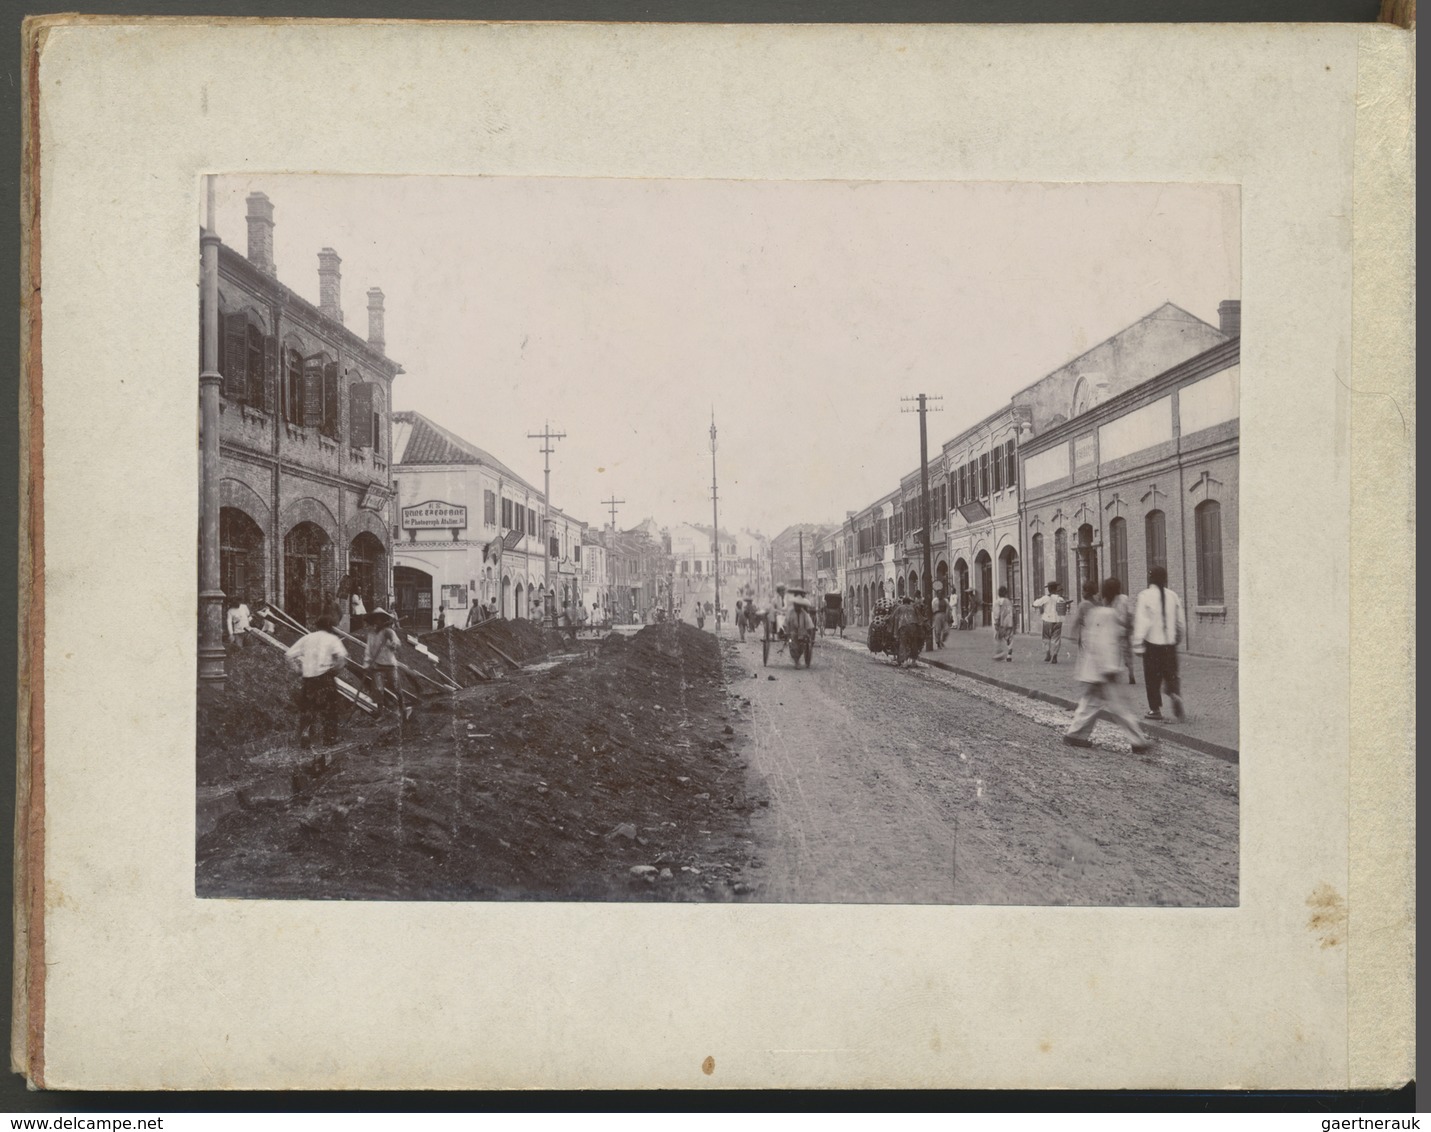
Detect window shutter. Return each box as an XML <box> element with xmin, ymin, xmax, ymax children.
<box><xmin>302</xmin><ymin>357</ymin><xmax>323</xmax><ymax>428</ymax></box>
<box><xmin>223</xmin><ymin>314</ymin><xmax>248</xmax><ymax>401</ymax></box>
<box><xmin>322</xmin><ymin>363</ymin><xmax>339</xmax><ymax>437</ymax></box>
<box><xmin>349</xmin><ymin>382</ymin><xmax>374</xmax><ymax>446</ymax></box>
<box><xmin>263</xmin><ymin>336</ymin><xmax>278</xmax><ymax>413</ymax></box>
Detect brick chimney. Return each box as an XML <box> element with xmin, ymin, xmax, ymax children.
<box><xmin>366</xmin><ymin>287</ymin><xmax>386</xmax><ymax>353</ymax></box>
<box><xmin>1218</xmin><ymin>299</ymin><xmax>1241</xmax><ymax>338</ymax></box>
<box><xmin>318</xmin><ymin>248</ymin><xmax>343</xmax><ymax>324</ymax></box>
<box><xmin>244</xmin><ymin>192</ymin><xmax>275</xmax><ymax>276</ymax></box>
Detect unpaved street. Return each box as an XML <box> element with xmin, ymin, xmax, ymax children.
<box><xmin>726</xmin><ymin>632</ymin><xmax>1238</xmax><ymax>906</ymax></box>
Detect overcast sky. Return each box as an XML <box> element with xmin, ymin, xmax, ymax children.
<box><xmin>212</xmin><ymin>176</ymin><xmax>1238</xmax><ymax>537</ymax></box>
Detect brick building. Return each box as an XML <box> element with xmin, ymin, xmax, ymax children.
<box><xmin>209</xmin><ymin>192</ymin><xmax>399</xmax><ymax>626</ymax></box>
<box><xmin>1018</xmin><ymin>332</ymin><xmax>1239</xmax><ymax>658</ymax></box>
<box><xmin>941</xmin><ymin>302</ymin><xmax>1229</xmax><ymax>629</ymax></box>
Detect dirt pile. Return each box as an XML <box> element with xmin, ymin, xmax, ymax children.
<box><xmin>418</xmin><ymin>620</ymin><xmax>571</xmax><ymax>686</ymax></box>
<box><xmin>196</xmin><ymin>643</ymin><xmax>300</xmax><ymax>771</ymax></box>
<box><xmin>197</xmin><ymin>623</ymin><xmax>766</xmax><ymax>901</ymax></box>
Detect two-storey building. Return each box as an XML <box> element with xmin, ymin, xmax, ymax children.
<box><xmin>389</xmin><ymin>410</ymin><xmax>587</xmax><ymax>630</ymax></box>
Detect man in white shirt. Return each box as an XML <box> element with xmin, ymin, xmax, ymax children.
<box><xmin>1031</xmin><ymin>581</ymin><xmax>1067</xmax><ymax>663</ymax></box>
<box><xmin>225</xmin><ymin>596</ymin><xmax>252</xmax><ymax>648</ymax></box>
<box><xmin>284</xmin><ymin>614</ymin><xmax>349</xmax><ymax>748</ymax></box>
<box><xmin>1131</xmin><ymin>566</ymin><xmax>1187</xmax><ymax>722</ymax></box>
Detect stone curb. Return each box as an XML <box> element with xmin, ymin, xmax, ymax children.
<box><xmin>823</xmin><ymin>637</ymin><xmax>1238</xmax><ymax>765</ymax></box>
<box><xmin>917</xmin><ymin>654</ymin><xmax>1238</xmax><ymax>764</ymax></box>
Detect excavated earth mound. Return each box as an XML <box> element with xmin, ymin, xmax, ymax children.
<box><xmin>196</xmin><ymin>622</ymin><xmax>765</xmax><ymax>901</ymax></box>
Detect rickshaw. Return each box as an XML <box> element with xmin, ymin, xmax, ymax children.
<box><xmin>822</xmin><ymin>593</ymin><xmax>845</xmax><ymax>637</ymax></box>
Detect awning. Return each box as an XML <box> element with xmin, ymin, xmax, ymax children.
<box><xmin>957</xmin><ymin>501</ymin><xmax>990</xmax><ymax>523</ymax></box>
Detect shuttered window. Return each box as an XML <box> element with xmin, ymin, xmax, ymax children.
<box><xmin>283</xmin><ymin>350</ymin><xmax>304</xmax><ymax>424</ymax></box>
<box><xmin>484</xmin><ymin>491</ymin><xmax>496</xmax><ymax>528</ymax></box>
<box><xmin>222</xmin><ymin>314</ymin><xmax>248</xmax><ymax>401</ymax></box>
<box><xmin>262</xmin><ymin>336</ymin><xmax>277</xmax><ymax>413</ymax></box>
<box><xmin>301</xmin><ymin>357</ymin><xmax>323</xmax><ymax>428</ymax></box>
<box><xmin>348</xmin><ymin>381</ymin><xmax>374</xmax><ymax>446</ymax></box>
<box><xmin>1031</xmin><ymin>533</ymin><xmax>1044</xmax><ymax>595</ymax></box>
<box><xmin>979</xmin><ymin>453</ymin><xmax>990</xmax><ymax>497</ymax></box>
<box><xmin>991</xmin><ymin>446</ymin><xmax>1004</xmax><ymax>492</ymax></box>
<box><xmin>1053</xmin><ymin>528</ymin><xmax>1069</xmax><ymax>595</ymax></box>
<box><xmin>246</xmin><ymin>325</ymin><xmax>264</xmax><ymax>406</ymax></box>
<box><xmin>1005</xmin><ymin>440</ymin><xmax>1018</xmax><ymax>487</ymax></box>
<box><xmin>321</xmin><ymin>362</ymin><xmax>339</xmax><ymax>438</ymax></box>
<box><xmin>1195</xmin><ymin>501</ymin><xmax>1224</xmax><ymax>603</ymax></box>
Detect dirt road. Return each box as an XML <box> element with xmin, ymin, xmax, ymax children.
<box><xmin>727</xmin><ymin>632</ymin><xmax>1238</xmax><ymax>906</ymax></box>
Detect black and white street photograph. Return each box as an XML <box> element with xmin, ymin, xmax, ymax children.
<box><xmin>195</xmin><ymin>175</ymin><xmax>1240</xmax><ymax>906</ymax></box>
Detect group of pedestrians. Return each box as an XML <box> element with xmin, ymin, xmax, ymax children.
<box><xmin>1059</xmin><ymin>566</ymin><xmax>1187</xmax><ymax>751</ymax></box>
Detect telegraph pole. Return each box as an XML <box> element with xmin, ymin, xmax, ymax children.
<box><xmin>198</xmin><ymin>175</ymin><xmax>226</xmax><ymax>687</ymax></box>
<box><xmin>527</xmin><ymin>422</ymin><xmax>566</xmax><ymax>625</ymax></box>
<box><xmin>603</xmin><ymin>494</ymin><xmax>625</xmax><ymax>529</ymax></box>
<box><xmin>709</xmin><ymin>410</ymin><xmax>721</xmax><ymax>633</ymax></box>
<box><xmin>798</xmin><ymin>530</ymin><xmax>805</xmax><ymax>588</ymax></box>
<box><xmin>901</xmin><ymin>393</ymin><xmax>943</xmax><ymax>650</ymax></box>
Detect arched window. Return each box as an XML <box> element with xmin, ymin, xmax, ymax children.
<box><xmin>1195</xmin><ymin>500</ymin><xmax>1224</xmax><ymax>604</ymax></box>
<box><xmin>1075</xmin><ymin>523</ymin><xmax>1097</xmax><ymax>597</ymax></box>
<box><xmin>1109</xmin><ymin>517</ymin><xmax>1129</xmax><ymax>594</ymax></box>
<box><xmin>1053</xmin><ymin>527</ymin><xmax>1069</xmax><ymax>595</ymax></box>
<box><xmin>1145</xmin><ymin>510</ymin><xmax>1167</xmax><ymax>576</ymax></box>
<box><xmin>1031</xmin><ymin>533</ymin><xmax>1044</xmax><ymax>595</ymax></box>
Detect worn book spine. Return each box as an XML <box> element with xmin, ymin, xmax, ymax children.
<box><xmin>13</xmin><ymin>15</ymin><xmax>48</xmax><ymax>1090</ymax></box>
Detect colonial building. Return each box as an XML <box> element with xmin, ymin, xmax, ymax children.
<box><xmin>845</xmin><ymin>488</ymin><xmax>899</xmax><ymax>625</ymax></box>
<box><xmin>1019</xmin><ymin>332</ymin><xmax>1239</xmax><ymax>658</ymax></box>
<box><xmin>211</xmin><ymin>191</ymin><xmax>399</xmax><ymax>627</ymax></box>
<box><xmin>389</xmin><ymin>410</ymin><xmax>587</xmax><ymax>631</ymax></box>
<box><xmin>941</xmin><ymin>302</ymin><xmax>1231</xmax><ymax>629</ymax></box>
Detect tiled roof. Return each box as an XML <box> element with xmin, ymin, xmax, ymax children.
<box><xmin>392</xmin><ymin>410</ymin><xmax>534</xmax><ymax>493</ymax></box>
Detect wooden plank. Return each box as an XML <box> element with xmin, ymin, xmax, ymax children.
<box><xmin>473</xmin><ymin>636</ymin><xmax>521</xmax><ymax>670</ymax></box>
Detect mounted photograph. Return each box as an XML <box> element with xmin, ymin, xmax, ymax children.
<box><xmin>195</xmin><ymin>175</ymin><xmax>1240</xmax><ymax>906</ymax></box>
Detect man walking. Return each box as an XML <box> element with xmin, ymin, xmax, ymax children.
<box><xmin>284</xmin><ymin>614</ymin><xmax>349</xmax><ymax>750</ymax></box>
<box><xmin>931</xmin><ymin>589</ymin><xmax>949</xmax><ymax>649</ymax></box>
<box><xmin>1132</xmin><ymin>566</ymin><xmax>1187</xmax><ymax>722</ymax></box>
<box><xmin>1031</xmin><ymin>581</ymin><xmax>1066</xmax><ymax>663</ymax></box>
<box><xmin>1063</xmin><ymin>578</ymin><xmax>1152</xmax><ymax>751</ymax></box>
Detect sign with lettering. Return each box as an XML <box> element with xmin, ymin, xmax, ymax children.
<box><xmin>401</xmin><ymin>500</ymin><xmax>468</xmax><ymax>530</ymax></box>
<box><xmin>1074</xmin><ymin>433</ymin><xmax>1097</xmax><ymax>467</ymax></box>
